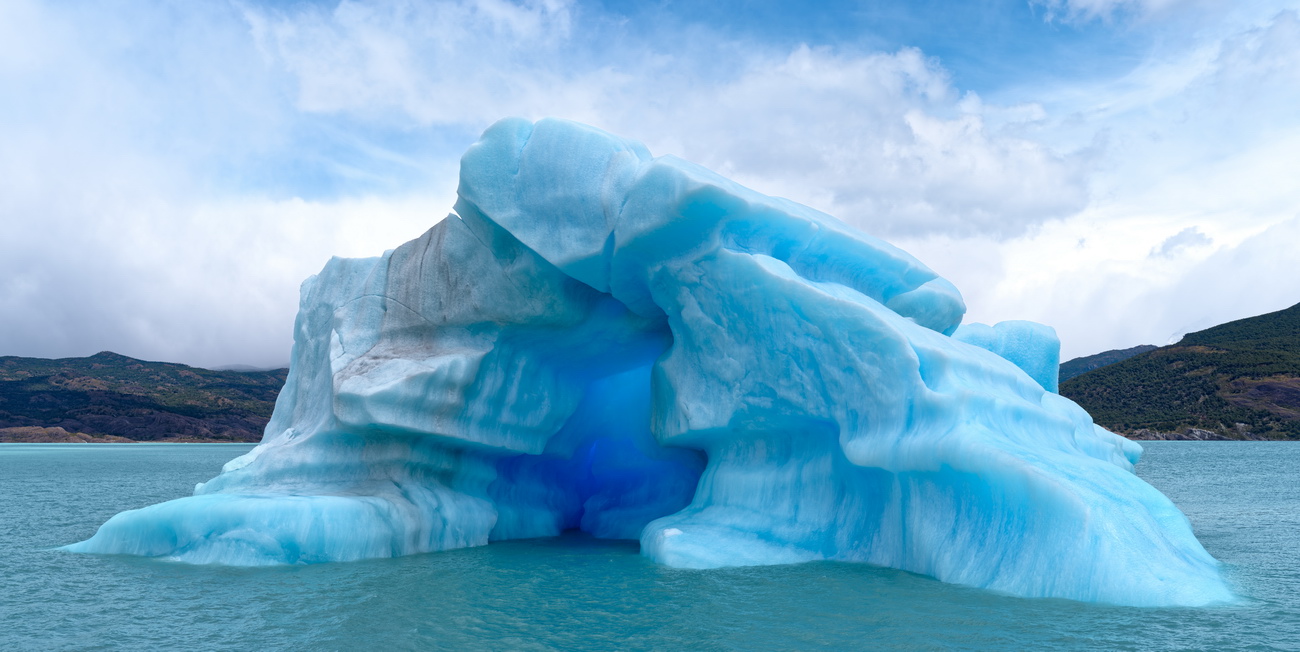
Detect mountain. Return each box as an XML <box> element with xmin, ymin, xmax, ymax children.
<box><xmin>212</xmin><ymin>363</ymin><xmax>285</xmax><ymax>372</ymax></box>
<box><xmin>0</xmin><ymin>351</ymin><xmax>287</xmax><ymax>442</ymax></box>
<box><xmin>1060</xmin><ymin>302</ymin><xmax>1300</xmax><ymax>440</ymax></box>
<box><xmin>1059</xmin><ymin>344</ymin><xmax>1158</xmax><ymax>382</ymax></box>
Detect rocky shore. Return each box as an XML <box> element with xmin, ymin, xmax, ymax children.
<box><xmin>0</xmin><ymin>426</ymin><xmax>133</xmax><ymax>443</ymax></box>
<box><xmin>1126</xmin><ymin>427</ymin><xmax>1268</xmax><ymax>441</ymax></box>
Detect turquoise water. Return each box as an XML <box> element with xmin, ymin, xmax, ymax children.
<box><xmin>1</xmin><ymin>443</ymin><xmax>1297</xmax><ymax>651</ymax></box>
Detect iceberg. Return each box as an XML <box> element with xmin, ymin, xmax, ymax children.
<box><xmin>68</xmin><ymin>118</ymin><xmax>1231</xmax><ymax>606</ymax></box>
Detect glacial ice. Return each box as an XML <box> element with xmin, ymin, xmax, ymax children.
<box><xmin>68</xmin><ymin>118</ymin><xmax>1232</xmax><ymax>606</ymax></box>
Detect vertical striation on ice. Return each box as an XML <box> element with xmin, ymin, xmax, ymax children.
<box><xmin>67</xmin><ymin>118</ymin><xmax>1231</xmax><ymax>607</ymax></box>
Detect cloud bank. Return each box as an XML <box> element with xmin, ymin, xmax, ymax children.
<box><xmin>2</xmin><ymin>0</ymin><xmax>1298</xmax><ymax>366</ymax></box>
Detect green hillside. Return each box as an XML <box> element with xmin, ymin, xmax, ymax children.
<box><xmin>0</xmin><ymin>352</ymin><xmax>287</xmax><ymax>442</ymax></box>
<box><xmin>1059</xmin><ymin>344</ymin><xmax>1158</xmax><ymax>382</ymax></box>
<box><xmin>1060</xmin><ymin>302</ymin><xmax>1300</xmax><ymax>440</ymax></box>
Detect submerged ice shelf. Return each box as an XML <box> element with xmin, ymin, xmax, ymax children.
<box><xmin>69</xmin><ymin>118</ymin><xmax>1231</xmax><ymax>606</ymax></box>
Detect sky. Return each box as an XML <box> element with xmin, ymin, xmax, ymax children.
<box><xmin>2</xmin><ymin>0</ymin><xmax>1299</xmax><ymax>368</ymax></box>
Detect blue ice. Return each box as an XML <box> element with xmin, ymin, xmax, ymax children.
<box><xmin>68</xmin><ymin>118</ymin><xmax>1231</xmax><ymax>606</ymax></box>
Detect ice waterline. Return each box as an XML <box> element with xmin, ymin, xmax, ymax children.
<box><xmin>67</xmin><ymin>118</ymin><xmax>1232</xmax><ymax>607</ymax></box>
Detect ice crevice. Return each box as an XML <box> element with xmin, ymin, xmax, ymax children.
<box><xmin>67</xmin><ymin>118</ymin><xmax>1231</xmax><ymax>607</ymax></box>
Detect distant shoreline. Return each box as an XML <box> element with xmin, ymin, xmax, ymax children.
<box><xmin>0</xmin><ymin>441</ymin><xmax>255</xmax><ymax>444</ymax></box>
<box><xmin>0</xmin><ymin>426</ymin><xmax>258</xmax><ymax>444</ymax></box>
<box><xmin>1</xmin><ymin>351</ymin><xmax>283</xmax><ymax>444</ymax></box>
<box><xmin>0</xmin><ymin>442</ymin><xmax>255</xmax><ymax>445</ymax></box>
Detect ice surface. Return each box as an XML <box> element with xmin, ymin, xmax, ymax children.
<box><xmin>953</xmin><ymin>320</ymin><xmax>1061</xmax><ymax>392</ymax></box>
<box><xmin>68</xmin><ymin>118</ymin><xmax>1231</xmax><ymax>606</ymax></box>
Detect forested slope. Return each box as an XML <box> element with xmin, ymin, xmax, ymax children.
<box><xmin>0</xmin><ymin>352</ymin><xmax>287</xmax><ymax>442</ymax></box>
<box><xmin>1061</xmin><ymin>303</ymin><xmax>1300</xmax><ymax>440</ymax></box>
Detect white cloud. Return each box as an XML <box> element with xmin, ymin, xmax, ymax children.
<box><xmin>2</xmin><ymin>0</ymin><xmax>1298</xmax><ymax>368</ymax></box>
<box><xmin>0</xmin><ymin>0</ymin><xmax>454</xmax><ymax>367</ymax></box>
<box><xmin>1032</xmin><ymin>0</ymin><xmax>1209</xmax><ymax>23</ymax></box>
<box><xmin>906</xmin><ymin>7</ymin><xmax>1300</xmax><ymax>359</ymax></box>
<box><xmin>0</xmin><ymin>189</ymin><xmax>451</xmax><ymax>367</ymax></box>
<box><xmin>605</xmin><ymin>46</ymin><xmax>1090</xmax><ymax>239</ymax></box>
<box><xmin>1151</xmin><ymin>227</ymin><xmax>1212</xmax><ymax>257</ymax></box>
<box><xmin>242</xmin><ymin>0</ymin><xmax>583</xmax><ymax>124</ymax></box>
<box><xmin>242</xmin><ymin>2</ymin><xmax>1093</xmax><ymax>238</ymax></box>
<box><xmin>1152</xmin><ymin>216</ymin><xmax>1300</xmax><ymax>339</ymax></box>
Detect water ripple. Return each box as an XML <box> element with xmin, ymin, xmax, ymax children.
<box><xmin>2</xmin><ymin>442</ymin><xmax>1297</xmax><ymax>651</ymax></box>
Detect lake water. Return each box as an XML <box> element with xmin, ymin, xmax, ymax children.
<box><xmin>1</xmin><ymin>442</ymin><xmax>1297</xmax><ymax>650</ymax></box>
